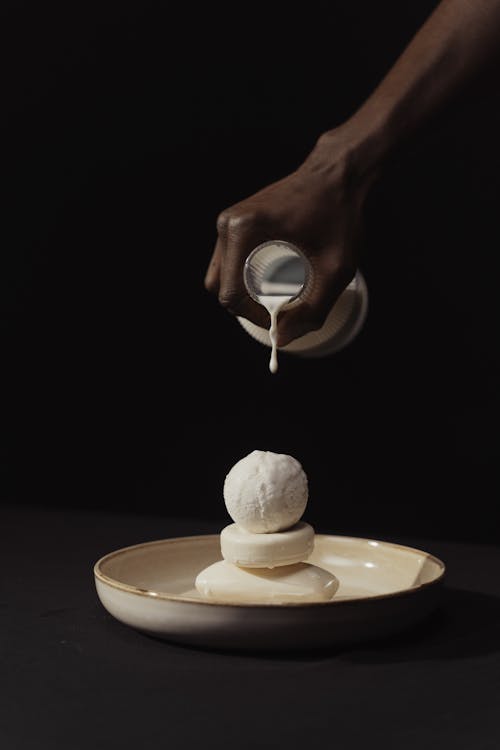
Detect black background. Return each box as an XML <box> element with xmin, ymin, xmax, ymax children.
<box><xmin>2</xmin><ymin>1</ymin><xmax>500</xmax><ymax>542</ymax></box>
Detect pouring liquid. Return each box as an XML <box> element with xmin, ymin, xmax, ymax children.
<box><xmin>256</xmin><ymin>294</ymin><xmax>293</xmax><ymax>373</ymax></box>
<box><xmin>248</xmin><ymin>250</ymin><xmax>306</xmax><ymax>374</ymax></box>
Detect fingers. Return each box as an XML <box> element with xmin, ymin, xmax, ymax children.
<box><xmin>215</xmin><ymin>209</ymin><xmax>271</xmax><ymax>329</ymax></box>
<box><xmin>277</xmin><ymin>258</ymin><xmax>355</xmax><ymax>346</ymax></box>
<box><xmin>204</xmin><ymin>239</ymin><xmax>223</xmax><ymax>296</ymax></box>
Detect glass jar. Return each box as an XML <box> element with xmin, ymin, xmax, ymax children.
<box><xmin>238</xmin><ymin>240</ymin><xmax>368</xmax><ymax>358</ymax></box>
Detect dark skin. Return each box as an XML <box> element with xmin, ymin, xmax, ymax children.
<box><xmin>205</xmin><ymin>0</ymin><xmax>500</xmax><ymax>347</ymax></box>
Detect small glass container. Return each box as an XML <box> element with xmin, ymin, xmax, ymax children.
<box><xmin>239</xmin><ymin>240</ymin><xmax>368</xmax><ymax>357</ymax></box>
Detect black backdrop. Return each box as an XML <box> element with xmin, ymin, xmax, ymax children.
<box><xmin>2</xmin><ymin>1</ymin><xmax>499</xmax><ymax>542</ymax></box>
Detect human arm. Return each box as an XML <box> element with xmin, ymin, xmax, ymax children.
<box><xmin>205</xmin><ymin>0</ymin><xmax>500</xmax><ymax>346</ymax></box>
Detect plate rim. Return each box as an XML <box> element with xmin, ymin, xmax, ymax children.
<box><xmin>94</xmin><ymin>533</ymin><xmax>446</xmax><ymax>609</ymax></box>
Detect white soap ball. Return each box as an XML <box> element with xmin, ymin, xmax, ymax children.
<box><xmin>223</xmin><ymin>450</ymin><xmax>308</xmax><ymax>533</ymax></box>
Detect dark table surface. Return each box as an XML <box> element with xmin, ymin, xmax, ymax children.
<box><xmin>2</xmin><ymin>506</ymin><xmax>500</xmax><ymax>750</ymax></box>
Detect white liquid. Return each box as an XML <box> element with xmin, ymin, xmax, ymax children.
<box><xmin>257</xmin><ymin>295</ymin><xmax>293</xmax><ymax>374</ymax></box>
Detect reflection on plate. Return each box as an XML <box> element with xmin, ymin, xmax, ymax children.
<box><xmin>94</xmin><ymin>534</ymin><xmax>445</xmax><ymax>651</ymax></box>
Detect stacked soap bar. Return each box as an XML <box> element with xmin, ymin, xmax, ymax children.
<box><xmin>195</xmin><ymin>451</ymin><xmax>339</xmax><ymax>604</ymax></box>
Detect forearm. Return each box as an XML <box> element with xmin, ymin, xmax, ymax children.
<box><xmin>318</xmin><ymin>0</ymin><xmax>500</xmax><ymax>181</ymax></box>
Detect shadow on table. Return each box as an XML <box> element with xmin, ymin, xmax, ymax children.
<box><xmin>339</xmin><ymin>587</ymin><xmax>500</xmax><ymax>664</ymax></box>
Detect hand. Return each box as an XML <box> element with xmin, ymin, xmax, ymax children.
<box><xmin>204</xmin><ymin>127</ymin><xmax>374</xmax><ymax>346</ymax></box>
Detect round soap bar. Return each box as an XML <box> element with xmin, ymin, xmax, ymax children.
<box><xmin>223</xmin><ymin>450</ymin><xmax>308</xmax><ymax>533</ymax></box>
<box><xmin>195</xmin><ymin>560</ymin><xmax>339</xmax><ymax>604</ymax></box>
<box><xmin>220</xmin><ymin>522</ymin><xmax>314</xmax><ymax>568</ymax></box>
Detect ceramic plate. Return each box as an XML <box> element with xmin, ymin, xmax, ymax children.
<box><xmin>94</xmin><ymin>534</ymin><xmax>445</xmax><ymax>650</ymax></box>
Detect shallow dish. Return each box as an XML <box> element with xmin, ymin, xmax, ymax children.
<box><xmin>94</xmin><ymin>534</ymin><xmax>445</xmax><ymax>650</ymax></box>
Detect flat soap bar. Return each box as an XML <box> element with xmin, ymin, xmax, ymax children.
<box><xmin>220</xmin><ymin>522</ymin><xmax>314</xmax><ymax>568</ymax></box>
<box><xmin>195</xmin><ymin>560</ymin><xmax>339</xmax><ymax>604</ymax></box>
